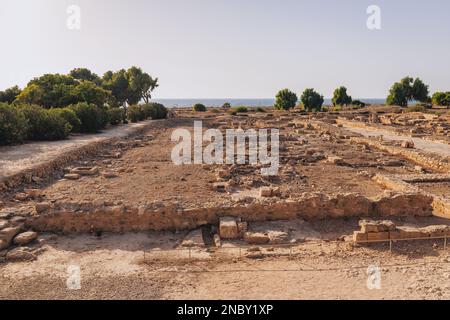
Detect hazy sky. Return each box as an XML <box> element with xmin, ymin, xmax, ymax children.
<box><xmin>1</xmin><ymin>0</ymin><xmax>450</xmax><ymax>98</ymax></box>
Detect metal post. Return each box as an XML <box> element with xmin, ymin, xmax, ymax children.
<box><xmin>389</xmin><ymin>240</ymin><xmax>392</xmax><ymax>253</ymax></box>
<box><xmin>189</xmin><ymin>247</ymin><xmax>191</xmax><ymax>261</ymax></box>
<box><xmin>445</xmin><ymin>236</ymin><xmax>447</xmax><ymax>251</ymax></box>
<box><xmin>239</xmin><ymin>247</ymin><xmax>242</xmax><ymax>258</ymax></box>
<box><xmin>290</xmin><ymin>246</ymin><xmax>293</xmax><ymax>256</ymax></box>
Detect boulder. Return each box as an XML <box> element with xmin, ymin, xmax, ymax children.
<box><xmin>420</xmin><ymin>225</ymin><xmax>449</xmax><ymax>238</ymax></box>
<box><xmin>13</xmin><ymin>231</ymin><xmax>38</xmax><ymax>245</ymax></box>
<box><xmin>6</xmin><ymin>248</ymin><xmax>37</xmax><ymax>262</ymax></box>
<box><xmin>0</xmin><ymin>226</ymin><xmax>21</xmax><ymax>249</ymax></box>
<box><xmin>219</xmin><ymin>217</ymin><xmax>239</xmax><ymax>239</ymax></box>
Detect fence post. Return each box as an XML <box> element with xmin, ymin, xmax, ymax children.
<box><xmin>445</xmin><ymin>236</ymin><xmax>447</xmax><ymax>251</ymax></box>
<box><xmin>239</xmin><ymin>247</ymin><xmax>241</xmax><ymax>258</ymax></box>
<box><xmin>389</xmin><ymin>240</ymin><xmax>392</xmax><ymax>253</ymax></box>
<box><xmin>189</xmin><ymin>247</ymin><xmax>191</xmax><ymax>261</ymax></box>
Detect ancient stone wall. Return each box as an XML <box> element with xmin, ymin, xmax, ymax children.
<box><xmin>26</xmin><ymin>192</ymin><xmax>435</xmax><ymax>233</ymax></box>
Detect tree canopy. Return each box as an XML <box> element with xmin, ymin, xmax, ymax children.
<box><xmin>432</xmin><ymin>92</ymin><xmax>450</xmax><ymax>107</ymax></box>
<box><xmin>332</xmin><ymin>86</ymin><xmax>352</xmax><ymax>106</ymax></box>
<box><xmin>386</xmin><ymin>77</ymin><xmax>429</xmax><ymax>107</ymax></box>
<box><xmin>11</xmin><ymin>67</ymin><xmax>159</xmax><ymax>109</ymax></box>
<box><xmin>274</xmin><ymin>89</ymin><xmax>298</xmax><ymax>110</ymax></box>
<box><xmin>0</xmin><ymin>86</ymin><xmax>22</xmax><ymax>104</ymax></box>
<box><xmin>301</xmin><ymin>88</ymin><xmax>324</xmax><ymax>112</ymax></box>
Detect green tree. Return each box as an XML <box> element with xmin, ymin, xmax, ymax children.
<box><xmin>71</xmin><ymin>81</ymin><xmax>111</xmax><ymax>107</ymax></box>
<box><xmin>432</xmin><ymin>92</ymin><xmax>450</xmax><ymax>107</ymax></box>
<box><xmin>126</xmin><ymin>66</ymin><xmax>159</xmax><ymax>104</ymax></box>
<box><xmin>70</xmin><ymin>68</ymin><xmax>102</xmax><ymax>84</ymax></box>
<box><xmin>386</xmin><ymin>77</ymin><xmax>429</xmax><ymax>107</ymax></box>
<box><xmin>274</xmin><ymin>89</ymin><xmax>298</xmax><ymax>110</ymax></box>
<box><xmin>301</xmin><ymin>88</ymin><xmax>324</xmax><ymax>112</ymax></box>
<box><xmin>102</xmin><ymin>69</ymin><xmax>129</xmax><ymax>108</ymax></box>
<box><xmin>0</xmin><ymin>86</ymin><xmax>22</xmax><ymax>104</ymax></box>
<box><xmin>332</xmin><ymin>86</ymin><xmax>352</xmax><ymax>106</ymax></box>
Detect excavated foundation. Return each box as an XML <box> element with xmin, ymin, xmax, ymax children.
<box><xmin>26</xmin><ymin>192</ymin><xmax>435</xmax><ymax>233</ymax></box>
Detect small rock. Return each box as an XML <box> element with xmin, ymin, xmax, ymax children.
<box><xmin>13</xmin><ymin>231</ymin><xmax>38</xmax><ymax>245</ymax></box>
<box><xmin>0</xmin><ymin>220</ymin><xmax>9</xmax><ymax>230</ymax></box>
<box><xmin>64</xmin><ymin>173</ymin><xmax>81</xmax><ymax>180</ymax></box>
<box><xmin>14</xmin><ymin>193</ymin><xmax>29</xmax><ymax>201</ymax></box>
<box><xmin>103</xmin><ymin>171</ymin><xmax>119</xmax><ymax>179</ymax></box>
<box><xmin>24</xmin><ymin>189</ymin><xmax>42</xmax><ymax>199</ymax></box>
<box><xmin>401</xmin><ymin>140</ymin><xmax>414</xmax><ymax>149</ymax></box>
<box><xmin>35</xmin><ymin>202</ymin><xmax>51</xmax><ymax>214</ymax></box>
<box><xmin>6</xmin><ymin>248</ymin><xmax>37</xmax><ymax>262</ymax></box>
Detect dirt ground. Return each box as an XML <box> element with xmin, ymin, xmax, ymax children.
<box><xmin>1</xmin><ymin>224</ymin><xmax>450</xmax><ymax>300</ymax></box>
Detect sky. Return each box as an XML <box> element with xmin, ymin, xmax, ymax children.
<box><xmin>0</xmin><ymin>0</ymin><xmax>450</xmax><ymax>99</ymax></box>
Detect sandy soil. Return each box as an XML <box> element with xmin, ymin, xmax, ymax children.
<box><xmin>1</xmin><ymin>224</ymin><xmax>450</xmax><ymax>300</ymax></box>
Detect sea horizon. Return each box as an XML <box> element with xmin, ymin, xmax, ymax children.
<box><xmin>153</xmin><ymin>98</ymin><xmax>387</xmax><ymax>108</ymax></box>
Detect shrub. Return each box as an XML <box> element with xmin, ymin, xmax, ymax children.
<box><xmin>50</xmin><ymin>108</ymin><xmax>81</xmax><ymax>132</ymax></box>
<box><xmin>255</xmin><ymin>107</ymin><xmax>266</xmax><ymax>112</ymax></box>
<box><xmin>405</xmin><ymin>105</ymin><xmax>426</xmax><ymax>113</ymax></box>
<box><xmin>193</xmin><ymin>103</ymin><xmax>206</xmax><ymax>112</ymax></box>
<box><xmin>222</xmin><ymin>102</ymin><xmax>231</xmax><ymax>109</ymax></box>
<box><xmin>127</xmin><ymin>105</ymin><xmax>145</xmax><ymax>122</ymax></box>
<box><xmin>107</xmin><ymin>107</ymin><xmax>125</xmax><ymax>125</ymax></box>
<box><xmin>70</xmin><ymin>102</ymin><xmax>107</xmax><ymax>133</ymax></box>
<box><xmin>0</xmin><ymin>103</ymin><xmax>28</xmax><ymax>145</ymax></box>
<box><xmin>19</xmin><ymin>105</ymin><xmax>71</xmax><ymax>140</ymax></box>
<box><xmin>141</xmin><ymin>103</ymin><xmax>168</xmax><ymax>120</ymax></box>
<box><xmin>351</xmin><ymin>100</ymin><xmax>366</xmax><ymax>108</ymax></box>
<box><xmin>274</xmin><ymin>89</ymin><xmax>298</xmax><ymax>110</ymax></box>
<box><xmin>233</xmin><ymin>106</ymin><xmax>248</xmax><ymax>113</ymax></box>
<box><xmin>432</xmin><ymin>92</ymin><xmax>450</xmax><ymax>107</ymax></box>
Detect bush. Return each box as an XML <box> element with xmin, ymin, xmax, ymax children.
<box><xmin>193</xmin><ymin>103</ymin><xmax>206</xmax><ymax>112</ymax></box>
<box><xmin>222</xmin><ymin>102</ymin><xmax>231</xmax><ymax>109</ymax></box>
<box><xmin>70</xmin><ymin>102</ymin><xmax>107</xmax><ymax>133</ymax></box>
<box><xmin>141</xmin><ymin>103</ymin><xmax>168</xmax><ymax>120</ymax></box>
<box><xmin>405</xmin><ymin>105</ymin><xmax>426</xmax><ymax>113</ymax></box>
<box><xmin>351</xmin><ymin>100</ymin><xmax>366</xmax><ymax>108</ymax></box>
<box><xmin>274</xmin><ymin>89</ymin><xmax>298</xmax><ymax>110</ymax></box>
<box><xmin>19</xmin><ymin>105</ymin><xmax>71</xmax><ymax>140</ymax></box>
<box><xmin>0</xmin><ymin>103</ymin><xmax>28</xmax><ymax>145</ymax></box>
<box><xmin>127</xmin><ymin>105</ymin><xmax>145</xmax><ymax>123</ymax></box>
<box><xmin>50</xmin><ymin>108</ymin><xmax>81</xmax><ymax>132</ymax></box>
<box><xmin>107</xmin><ymin>107</ymin><xmax>125</xmax><ymax>125</ymax></box>
<box><xmin>233</xmin><ymin>106</ymin><xmax>248</xmax><ymax>113</ymax></box>
<box><xmin>255</xmin><ymin>107</ymin><xmax>266</xmax><ymax>112</ymax></box>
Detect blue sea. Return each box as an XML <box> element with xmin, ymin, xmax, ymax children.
<box><xmin>153</xmin><ymin>98</ymin><xmax>386</xmax><ymax>108</ymax></box>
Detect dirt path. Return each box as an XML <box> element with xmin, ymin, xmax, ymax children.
<box><xmin>0</xmin><ymin>121</ymin><xmax>153</xmax><ymax>180</ymax></box>
<box><xmin>342</xmin><ymin>124</ymin><xmax>450</xmax><ymax>158</ymax></box>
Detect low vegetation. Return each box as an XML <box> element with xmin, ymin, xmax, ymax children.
<box><xmin>193</xmin><ymin>103</ymin><xmax>207</xmax><ymax>112</ymax></box>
